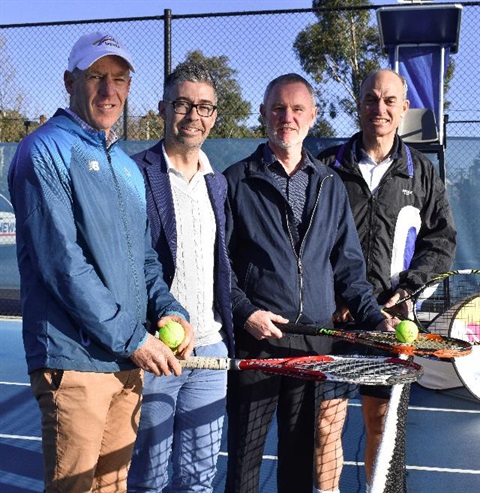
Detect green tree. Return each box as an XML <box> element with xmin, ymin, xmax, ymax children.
<box><xmin>310</xmin><ymin>100</ymin><xmax>336</xmax><ymax>138</ymax></box>
<box><xmin>294</xmin><ymin>0</ymin><xmax>384</xmax><ymax>132</ymax></box>
<box><xmin>0</xmin><ymin>110</ymin><xmax>28</xmax><ymax>142</ymax></box>
<box><xmin>0</xmin><ymin>36</ymin><xmax>28</xmax><ymax>142</ymax></box>
<box><xmin>295</xmin><ymin>1</ymin><xmax>456</xmax><ymax>134</ymax></box>
<box><xmin>181</xmin><ymin>50</ymin><xmax>257</xmax><ymax>138</ymax></box>
<box><xmin>127</xmin><ymin>110</ymin><xmax>164</xmax><ymax>141</ymax></box>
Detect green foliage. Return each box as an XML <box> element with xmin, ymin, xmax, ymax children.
<box><xmin>0</xmin><ymin>110</ymin><xmax>34</xmax><ymax>142</ymax></box>
<box><xmin>311</xmin><ymin>100</ymin><xmax>336</xmax><ymax>137</ymax></box>
<box><xmin>295</xmin><ymin>1</ymin><xmax>456</xmax><ymax>131</ymax></box>
<box><xmin>294</xmin><ymin>0</ymin><xmax>384</xmax><ymax>130</ymax></box>
<box><xmin>0</xmin><ymin>35</ymin><xmax>30</xmax><ymax>142</ymax></box>
<box><xmin>129</xmin><ymin>110</ymin><xmax>164</xmax><ymax>141</ymax></box>
<box><xmin>444</xmin><ymin>58</ymin><xmax>455</xmax><ymax>111</ymax></box>
<box><xmin>181</xmin><ymin>50</ymin><xmax>257</xmax><ymax>138</ymax></box>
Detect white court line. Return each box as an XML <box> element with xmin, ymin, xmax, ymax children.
<box><xmin>217</xmin><ymin>452</ymin><xmax>480</xmax><ymax>474</ymax></box>
<box><xmin>406</xmin><ymin>465</ymin><xmax>480</xmax><ymax>474</ymax></box>
<box><xmin>3</xmin><ymin>441</ymin><xmax>477</xmax><ymax>475</ymax></box>
<box><xmin>348</xmin><ymin>401</ymin><xmax>480</xmax><ymax>414</ymax></box>
<box><xmin>408</xmin><ymin>404</ymin><xmax>480</xmax><ymax>414</ymax></box>
<box><xmin>0</xmin><ymin>381</ymin><xmax>30</xmax><ymax>386</ymax></box>
<box><xmin>3</xmin><ymin>425</ymin><xmax>480</xmax><ymax>476</ymax></box>
<box><xmin>0</xmin><ymin>433</ymin><xmax>41</xmax><ymax>441</ymax></box>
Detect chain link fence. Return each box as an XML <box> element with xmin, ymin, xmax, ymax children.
<box><xmin>1</xmin><ymin>3</ymin><xmax>480</xmax><ymax>315</ymax></box>
<box><xmin>1</xmin><ymin>4</ymin><xmax>478</xmax><ymax>141</ymax></box>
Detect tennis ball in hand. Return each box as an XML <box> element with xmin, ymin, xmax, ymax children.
<box><xmin>395</xmin><ymin>320</ymin><xmax>419</xmax><ymax>344</ymax></box>
<box><xmin>157</xmin><ymin>321</ymin><xmax>185</xmax><ymax>353</ymax></box>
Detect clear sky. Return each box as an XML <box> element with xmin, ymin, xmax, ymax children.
<box><xmin>0</xmin><ymin>1</ymin><xmax>459</xmax><ymax>25</ymax></box>
<box><xmin>0</xmin><ymin>0</ymin><xmax>395</xmax><ymax>25</ymax></box>
<box><xmin>1</xmin><ymin>0</ymin><xmax>472</xmax><ymax>137</ymax></box>
<box><xmin>0</xmin><ymin>0</ymin><xmax>323</xmax><ymax>24</ymax></box>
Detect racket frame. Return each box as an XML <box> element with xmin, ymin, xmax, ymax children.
<box><xmin>275</xmin><ymin>322</ymin><xmax>472</xmax><ymax>359</ymax></box>
<box><xmin>180</xmin><ymin>354</ymin><xmax>424</xmax><ymax>385</ymax></box>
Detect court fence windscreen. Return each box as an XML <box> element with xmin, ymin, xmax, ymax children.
<box><xmin>1</xmin><ymin>3</ymin><xmax>480</xmax><ymax>315</ymax></box>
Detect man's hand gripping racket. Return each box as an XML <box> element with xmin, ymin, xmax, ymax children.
<box><xmin>275</xmin><ymin>270</ymin><xmax>479</xmax><ymax>360</ymax></box>
<box><xmin>274</xmin><ymin>322</ymin><xmax>472</xmax><ymax>359</ymax></box>
<box><xmin>382</xmin><ymin>269</ymin><xmax>480</xmax><ymax>355</ymax></box>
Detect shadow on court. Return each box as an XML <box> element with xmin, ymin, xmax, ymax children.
<box><xmin>1</xmin><ymin>318</ymin><xmax>479</xmax><ymax>493</ymax></box>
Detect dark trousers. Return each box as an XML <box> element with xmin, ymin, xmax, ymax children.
<box><xmin>225</xmin><ymin>333</ymin><xmax>328</xmax><ymax>493</ymax></box>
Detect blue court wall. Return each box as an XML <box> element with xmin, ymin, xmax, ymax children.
<box><xmin>1</xmin><ymin>137</ymin><xmax>479</xmax><ymax>293</ymax></box>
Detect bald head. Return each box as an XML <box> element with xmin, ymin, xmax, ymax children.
<box><xmin>359</xmin><ymin>69</ymin><xmax>410</xmax><ymax>144</ymax></box>
<box><xmin>360</xmin><ymin>69</ymin><xmax>408</xmax><ymax>102</ymax></box>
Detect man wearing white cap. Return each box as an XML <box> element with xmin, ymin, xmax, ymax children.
<box><xmin>8</xmin><ymin>32</ymin><xmax>194</xmax><ymax>492</ymax></box>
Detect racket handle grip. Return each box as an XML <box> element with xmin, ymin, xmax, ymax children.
<box><xmin>274</xmin><ymin>321</ymin><xmax>322</xmax><ymax>335</ymax></box>
<box><xmin>181</xmin><ymin>356</ymin><xmax>236</xmax><ymax>371</ymax></box>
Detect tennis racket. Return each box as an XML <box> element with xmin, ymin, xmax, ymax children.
<box><xmin>449</xmin><ymin>294</ymin><xmax>480</xmax><ymax>400</ymax></box>
<box><xmin>383</xmin><ymin>269</ymin><xmax>480</xmax><ymax>332</ymax></box>
<box><xmin>274</xmin><ymin>322</ymin><xmax>472</xmax><ymax>359</ymax></box>
<box><xmin>410</xmin><ymin>293</ymin><xmax>480</xmax><ymax>400</ymax></box>
<box><xmin>180</xmin><ymin>355</ymin><xmax>423</xmax><ymax>385</ymax></box>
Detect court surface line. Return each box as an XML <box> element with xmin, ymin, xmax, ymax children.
<box><xmin>0</xmin><ymin>433</ymin><xmax>41</xmax><ymax>441</ymax></box>
<box><xmin>217</xmin><ymin>451</ymin><xmax>480</xmax><ymax>474</ymax></box>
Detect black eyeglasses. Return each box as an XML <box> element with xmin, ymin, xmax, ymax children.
<box><xmin>164</xmin><ymin>100</ymin><xmax>217</xmax><ymax>117</ymax></box>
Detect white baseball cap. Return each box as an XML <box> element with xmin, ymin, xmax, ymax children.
<box><xmin>67</xmin><ymin>32</ymin><xmax>135</xmax><ymax>72</ymax></box>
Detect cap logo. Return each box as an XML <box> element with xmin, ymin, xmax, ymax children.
<box><xmin>93</xmin><ymin>35</ymin><xmax>121</xmax><ymax>50</ymax></box>
<box><xmin>67</xmin><ymin>32</ymin><xmax>135</xmax><ymax>72</ymax></box>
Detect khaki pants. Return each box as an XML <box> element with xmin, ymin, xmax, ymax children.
<box><xmin>30</xmin><ymin>368</ymin><xmax>143</xmax><ymax>493</ymax></box>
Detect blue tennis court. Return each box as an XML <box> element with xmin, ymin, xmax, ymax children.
<box><xmin>1</xmin><ymin>318</ymin><xmax>479</xmax><ymax>493</ymax></box>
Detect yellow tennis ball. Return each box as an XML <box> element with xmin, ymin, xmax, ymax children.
<box><xmin>157</xmin><ymin>321</ymin><xmax>185</xmax><ymax>352</ymax></box>
<box><xmin>395</xmin><ymin>320</ymin><xmax>419</xmax><ymax>344</ymax></box>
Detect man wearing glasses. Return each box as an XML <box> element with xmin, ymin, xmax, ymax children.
<box><xmin>127</xmin><ymin>62</ymin><xmax>234</xmax><ymax>493</ymax></box>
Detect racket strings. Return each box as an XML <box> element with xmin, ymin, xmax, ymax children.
<box><xmin>360</xmin><ymin>331</ymin><xmax>470</xmax><ymax>352</ymax></box>
<box><xmin>287</xmin><ymin>358</ymin><xmax>421</xmax><ymax>385</ymax></box>
<box><xmin>414</xmin><ymin>273</ymin><xmax>480</xmax><ymax>334</ymax></box>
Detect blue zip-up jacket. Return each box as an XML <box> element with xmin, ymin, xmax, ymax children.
<box><xmin>224</xmin><ymin>144</ymin><xmax>385</xmax><ymax>342</ymax></box>
<box><xmin>132</xmin><ymin>140</ymin><xmax>234</xmax><ymax>356</ymax></box>
<box><xmin>8</xmin><ymin>110</ymin><xmax>188</xmax><ymax>374</ymax></box>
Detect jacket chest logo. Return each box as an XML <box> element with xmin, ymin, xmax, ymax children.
<box><xmin>402</xmin><ymin>189</ymin><xmax>413</xmax><ymax>196</ymax></box>
<box><xmin>88</xmin><ymin>160</ymin><xmax>100</xmax><ymax>172</ymax></box>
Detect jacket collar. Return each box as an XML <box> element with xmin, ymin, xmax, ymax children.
<box><xmin>50</xmin><ymin>109</ymin><xmax>109</xmax><ymax>147</ymax></box>
<box><xmin>342</xmin><ymin>132</ymin><xmax>412</xmax><ymax>179</ymax></box>
<box><xmin>246</xmin><ymin>143</ymin><xmax>332</xmax><ymax>180</ymax></box>
<box><xmin>137</xmin><ymin>140</ymin><xmax>166</xmax><ymax>171</ymax></box>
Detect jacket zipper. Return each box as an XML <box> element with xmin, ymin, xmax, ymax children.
<box><xmin>289</xmin><ymin>175</ymin><xmax>332</xmax><ymax>324</ymax></box>
<box><xmin>106</xmin><ymin>146</ymin><xmax>142</xmax><ymax>322</ymax></box>
<box><xmin>365</xmin><ymin>172</ymin><xmax>393</xmax><ymax>275</ymax></box>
